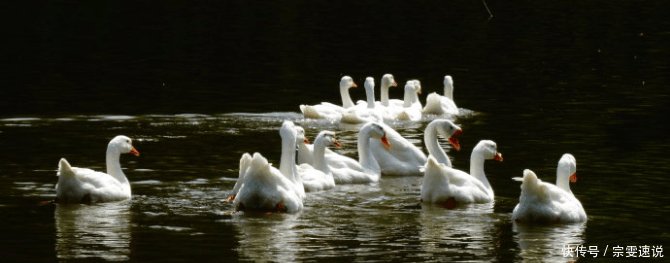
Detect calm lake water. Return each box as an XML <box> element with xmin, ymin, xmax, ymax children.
<box><xmin>2</xmin><ymin>1</ymin><xmax>670</xmax><ymax>262</ymax></box>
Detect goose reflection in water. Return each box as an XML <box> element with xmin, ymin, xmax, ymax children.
<box><xmin>55</xmin><ymin>202</ymin><xmax>131</xmax><ymax>261</ymax></box>
<box><xmin>419</xmin><ymin>203</ymin><xmax>498</xmax><ymax>260</ymax></box>
<box><xmin>513</xmin><ymin>222</ymin><xmax>586</xmax><ymax>262</ymax></box>
<box><xmin>231</xmin><ymin>213</ymin><xmax>300</xmax><ymax>262</ymax></box>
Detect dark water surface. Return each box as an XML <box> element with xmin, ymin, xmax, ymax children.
<box><xmin>2</xmin><ymin>1</ymin><xmax>670</xmax><ymax>262</ymax></box>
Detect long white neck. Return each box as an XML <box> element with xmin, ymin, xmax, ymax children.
<box><xmin>358</xmin><ymin>129</ymin><xmax>380</xmax><ymax>173</ymax></box>
<box><xmin>106</xmin><ymin>147</ymin><xmax>130</xmax><ymax>192</ymax></box>
<box><xmin>412</xmin><ymin>90</ymin><xmax>422</xmax><ymax>107</ymax></box>
<box><xmin>403</xmin><ymin>86</ymin><xmax>414</xmax><ymax>107</ymax></box>
<box><xmin>340</xmin><ymin>86</ymin><xmax>355</xmax><ymax>109</ymax></box>
<box><xmin>556</xmin><ymin>169</ymin><xmax>572</xmax><ymax>194</ymax></box>
<box><xmin>424</xmin><ymin>122</ymin><xmax>452</xmax><ymax>167</ymax></box>
<box><xmin>279</xmin><ymin>135</ymin><xmax>299</xmax><ymax>184</ymax></box>
<box><xmin>444</xmin><ymin>83</ymin><xmax>454</xmax><ymax>100</ymax></box>
<box><xmin>312</xmin><ymin>139</ymin><xmax>330</xmax><ymax>174</ymax></box>
<box><xmin>297</xmin><ymin>142</ymin><xmax>312</xmax><ymax>165</ymax></box>
<box><xmin>470</xmin><ymin>152</ymin><xmax>492</xmax><ymax>194</ymax></box>
<box><xmin>380</xmin><ymin>84</ymin><xmax>390</xmax><ymax>106</ymax></box>
<box><xmin>365</xmin><ymin>86</ymin><xmax>376</xmax><ymax>109</ymax></box>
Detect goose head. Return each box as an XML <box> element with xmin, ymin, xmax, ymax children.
<box><xmin>315</xmin><ymin>130</ymin><xmax>342</xmax><ymax>149</ymax></box>
<box><xmin>443</xmin><ymin>75</ymin><xmax>454</xmax><ymax>88</ymax></box>
<box><xmin>294</xmin><ymin>126</ymin><xmax>310</xmax><ymax>144</ymax></box>
<box><xmin>434</xmin><ymin>119</ymin><xmax>463</xmax><ymax>151</ymax></box>
<box><xmin>403</xmin><ymin>81</ymin><xmax>415</xmax><ymax>94</ymax></box>
<box><xmin>473</xmin><ymin>140</ymin><xmax>502</xmax><ymax>162</ymax></box>
<box><xmin>280</xmin><ymin>121</ymin><xmax>298</xmax><ymax>142</ymax></box>
<box><xmin>403</xmin><ymin>81</ymin><xmax>416</xmax><ymax>106</ymax></box>
<box><xmin>557</xmin><ymin>153</ymin><xmax>577</xmax><ymax>183</ymax></box>
<box><xmin>364</xmin><ymin>122</ymin><xmax>391</xmax><ymax>149</ymax></box>
<box><xmin>410</xmin><ymin>79</ymin><xmax>422</xmax><ymax>95</ymax></box>
<box><xmin>340</xmin><ymin>76</ymin><xmax>358</xmax><ymax>90</ymax></box>
<box><xmin>108</xmin><ymin>135</ymin><xmax>140</xmax><ymax>156</ymax></box>
<box><xmin>381</xmin><ymin>74</ymin><xmax>397</xmax><ymax>89</ymax></box>
<box><xmin>364</xmin><ymin>77</ymin><xmax>375</xmax><ymax>90</ymax></box>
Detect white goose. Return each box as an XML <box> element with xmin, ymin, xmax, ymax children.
<box><xmin>329</xmin><ymin>122</ymin><xmax>390</xmax><ymax>184</ymax></box>
<box><xmin>396</xmin><ymin>80</ymin><xmax>423</xmax><ymax>121</ymax></box>
<box><xmin>297</xmin><ymin>131</ymin><xmax>341</xmax><ymax>192</ymax></box>
<box><xmin>296</xmin><ymin>127</ymin><xmax>359</xmax><ymax>171</ymax></box>
<box><xmin>341</xmin><ymin>77</ymin><xmax>384</xmax><ymax>124</ymax></box>
<box><xmin>295</xmin><ymin>126</ymin><xmax>314</xmax><ymax>165</ymax></box>
<box><xmin>423</xmin><ymin>75</ymin><xmax>459</xmax><ymax>115</ymax></box>
<box><xmin>423</xmin><ymin>119</ymin><xmax>463</xmax><ymax>167</ymax></box>
<box><xmin>370</xmin><ymin>122</ymin><xmax>427</xmax><ymax>176</ymax></box>
<box><xmin>377</xmin><ymin>73</ymin><xmax>399</xmax><ymax>108</ymax></box>
<box><xmin>55</xmin><ymin>135</ymin><xmax>140</xmax><ymax>203</ymax></box>
<box><xmin>300</xmin><ymin>76</ymin><xmax>358</xmax><ymax>121</ymax></box>
<box><xmin>232</xmin><ymin>121</ymin><xmax>304</xmax><ymax>213</ymax></box>
<box><xmin>511</xmin><ymin>154</ymin><xmax>587</xmax><ymax>223</ymax></box>
<box><xmin>421</xmin><ymin>140</ymin><xmax>503</xmax><ymax>208</ymax></box>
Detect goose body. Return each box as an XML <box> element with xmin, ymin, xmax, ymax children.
<box><xmin>512</xmin><ymin>154</ymin><xmax>587</xmax><ymax>223</ymax></box>
<box><xmin>300</xmin><ymin>76</ymin><xmax>358</xmax><ymax>121</ymax></box>
<box><xmin>423</xmin><ymin>75</ymin><xmax>459</xmax><ymax>115</ymax></box>
<box><xmin>341</xmin><ymin>77</ymin><xmax>385</xmax><ymax>124</ymax></box>
<box><xmin>327</xmin><ymin>122</ymin><xmax>390</xmax><ymax>184</ymax></box>
<box><xmin>297</xmin><ymin>131</ymin><xmax>340</xmax><ymax>192</ymax></box>
<box><xmin>396</xmin><ymin>80</ymin><xmax>423</xmax><ymax>121</ymax></box>
<box><xmin>232</xmin><ymin>121</ymin><xmax>304</xmax><ymax>213</ymax></box>
<box><xmin>421</xmin><ymin>140</ymin><xmax>503</xmax><ymax>207</ymax></box>
<box><xmin>370</xmin><ymin>122</ymin><xmax>427</xmax><ymax>176</ymax></box>
<box><xmin>55</xmin><ymin>135</ymin><xmax>140</xmax><ymax>203</ymax></box>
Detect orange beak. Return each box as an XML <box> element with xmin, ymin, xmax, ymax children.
<box><xmin>130</xmin><ymin>146</ymin><xmax>140</xmax><ymax>157</ymax></box>
<box><xmin>381</xmin><ymin>135</ymin><xmax>391</xmax><ymax>149</ymax></box>
<box><xmin>493</xmin><ymin>152</ymin><xmax>503</xmax><ymax>162</ymax></box>
<box><xmin>333</xmin><ymin>140</ymin><xmax>342</xmax><ymax>148</ymax></box>
<box><xmin>448</xmin><ymin>129</ymin><xmax>463</xmax><ymax>151</ymax></box>
<box><xmin>570</xmin><ymin>173</ymin><xmax>577</xmax><ymax>183</ymax></box>
<box><xmin>303</xmin><ymin>138</ymin><xmax>310</xmax><ymax>144</ymax></box>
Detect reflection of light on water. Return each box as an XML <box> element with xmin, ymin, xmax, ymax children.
<box><xmin>232</xmin><ymin>213</ymin><xmax>301</xmax><ymax>262</ymax></box>
<box><xmin>55</xmin><ymin>202</ymin><xmax>131</xmax><ymax>261</ymax></box>
<box><xmin>419</xmin><ymin>203</ymin><xmax>498</xmax><ymax>259</ymax></box>
<box><xmin>513</xmin><ymin>222</ymin><xmax>585</xmax><ymax>262</ymax></box>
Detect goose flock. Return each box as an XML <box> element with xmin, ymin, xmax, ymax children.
<box><xmin>53</xmin><ymin>74</ymin><xmax>587</xmax><ymax>224</ymax></box>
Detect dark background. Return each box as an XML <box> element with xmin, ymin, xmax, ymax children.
<box><xmin>5</xmin><ymin>1</ymin><xmax>668</xmax><ymax>116</ymax></box>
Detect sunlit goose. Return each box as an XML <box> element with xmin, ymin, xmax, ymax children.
<box><xmin>370</xmin><ymin>122</ymin><xmax>427</xmax><ymax>176</ymax></box>
<box><xmin>512</xmin><ymin>154</ymin><xmax>587</xmax><ymax>223</ymax></box>
<box><xmin>295</xmin><ymin>126</ymin><xmax>314</xmax><ymax>165</ymax></box>
<box><xmin>396</xmin><ymin>80</ymin><xmax>423</xmax><ymax>121</ymax></box>
<box><xmin>232</xmin><ymin>121</ymin><xmax>304</xmax><ymax>213</ymax></box>
<box><xmin>378</xmin><ymin>73</ymin><xmax>399</xmax><ymax>108</ymax></box>
<box><xmin>421</xmin><ymin>140</ymin><xmax>503</xmax><ymax>208</ymax></box>
<box><xmin>329</xmin><ymin>122</ymin><xmax>390</xmax><ymax>184</ymax></box>
<box><xmin>300</xmin><ymin>76</ymin><xmax>358</xmax><ymax>121</ymax></box>
<box><xmin>423</xmin><ymin>75</ymin><xmax>459</xmax><ymax>115</ymax></box>
<box><xmin>297</xmin><ymin>131</ymin><xmax>341</xmax><ymax>192</ymax></box>
<box><xmin>424</xmin><ymin>119</ymin><xmax>463</xmax><ymax>167</ymax></box>
<box><xmin>296</xmin><ymin>127</ymin><xmax>359</xmax><ymax>171</ymax></box>
<box><xmin>341</xmin><ymin>77</ymin><xmax>384</xmax><ymax>124</ymax></box>
<box><xmin>55</xmin><ymin>135</ymin><xmax>140</xmax><ymax>203</ymax></box>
